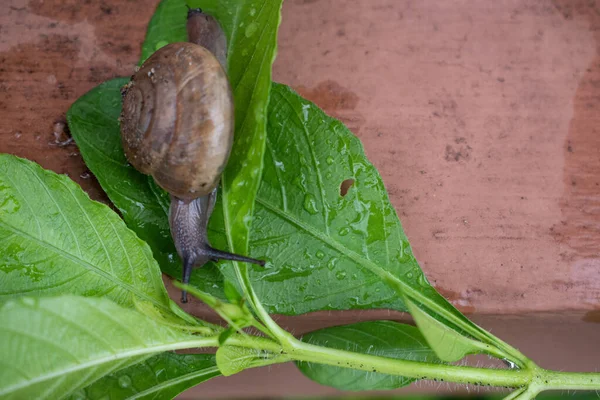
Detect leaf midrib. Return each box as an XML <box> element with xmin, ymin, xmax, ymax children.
<box><xmin>254</xmin><ymin>196</ymin><xmax>492</xmax><ymax>344</ymax></box>
<box><xmin>0</xmin><ymin>219</ymin><xmax>167</xmax><ymax>312</ymax></box>
<box><xmin>0</xmin><ymin>336</ymin><xmax>216</xmax><ymax>396</ymax></box>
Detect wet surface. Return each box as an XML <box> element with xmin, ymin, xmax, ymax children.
<box><xmin>1</xmin><ymin>0</ymin><xmax>599</xmax><ymax>314</ymax></box>
<box><xmin>2</xmin><ymin>0</ymin><xmax>599</xmax><ymax>397</ymax></box>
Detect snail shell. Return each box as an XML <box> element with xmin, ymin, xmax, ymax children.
<box><xmin>120</xmin><ymin>42</ymin><xmax>234</xmax><ymax>200</ymax></box>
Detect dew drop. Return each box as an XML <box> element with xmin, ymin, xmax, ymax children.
<box><xmin>316</xmin><ymin>250</ymin><xmax>325</xmax><ymax>259</ymax></box>
<box><xmin>326</xmin><ymin>156</ymin><xmax>334</xmax><ymax>165</ymax></box>
<box><xmin>274</xmin><ymin>160</ymin><xmax>285</xmax><ymax>171</ymax></box>
<box><xmin>338</xmin><ymin>227</ymin><xmax>350</xmax><ymax>236</ymax></box>
<box><xmin>327</xmin><ymin>257</ymin><xmax>338</xmax><ymax>270</ymax></box>
<box><xmin>303</xmin><ymin>194</ymin><xmax>319</xmax><ymax>215</ymax></box>
<box><xmin>118</xmin><ymin>375</ymin><xmax>132</xmax><ymax>388</ymax></box>
<box><xmin>249</xmin><ymin>7</ymin><xmax>256</xmax><ymax>16</ymax></box>
<box><xmin>417</xmin><ymin>274</ymin><xmax>430</xmax><ymax>286</ymax></box>
<box><xmin>245</xmin><ymin>22</ymin><xmax>258</xmax><ymax>37</ymax></box>
<box><xmin>336</xmin><ymin>271</ymin><xmax>347</xmax><ymax>280</ymax></box>
<box><xmin>406</xmin><ymin>272</ymin><xmax>414</xmax><ymax>279</ymax></box>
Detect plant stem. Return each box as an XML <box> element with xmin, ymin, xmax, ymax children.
<box><xmin>540</xmin><ymin>369</ymin><xmax>600</xmax><ymax>392</ymax></box>
<box><xmin>173</xmin><ymin>333</ymin><xmax>600</xmax><ymax>395</ymax></box>
<box><xmin>287</xmin><ymin>340</ymin><xmax>531</xmax><ymax>388</ymax></box>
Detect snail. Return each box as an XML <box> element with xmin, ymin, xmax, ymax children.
<box><xmin>120</xmin><ymin>9</ymin><xmax>264</xmax><ymax>303</ymax></box>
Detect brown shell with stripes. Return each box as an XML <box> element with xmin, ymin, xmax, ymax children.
<box><xmin>120</xmin><ymin>42</ymin><xmax>234</xmax><ymax>199</ymax></box>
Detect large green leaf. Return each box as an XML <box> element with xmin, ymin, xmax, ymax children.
<box><xmin>242</xmin><ymin>84</ymin><xmax>443</xmax><ymax>314</ymax></box>
<box><xmin>0</xmin><ymin>154</ymin><xmax>171</xmax><ymax>312</ymax></box>
<box><xmin>73</xmin><ymin>353</ymin><xmax>219</xmax><ymax>400</ymax></box>
<box><xmin>184</xmin><ymin>0</ymin><xmax>284</xmax><ymax>271</ymax></box>
<box><xmin>296</xmin><ymin>321</ymin><xmax>439</xmax><ymax>391</ymax></box>
<box><xmin>250</xmin><ymin>84</ymin><xmax>523</xmax><ymax>363</ymax></box>
<box><xmin>0</xmin><ymin>295</ymin><xmax>214</xmax><ymax>400</ymax></box>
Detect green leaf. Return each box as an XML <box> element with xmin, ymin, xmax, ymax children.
<box><xmin>184</xmin><ymin>0</ymin><xmax>283</xmax><ymax>261</ymax></box>
<box><xmin>405</xmin><ymin>298</ymin><xmax>487</xmax><ymax>362</ymax></box>
<box><xmin>72</xmin><ymin>353</ymin><xmax>220</xmax><ymax>400</ymax></box>
<box><xmin>0</xmin><ymin>154</ymin><xmax>171</xmax><ymax>312</ymax></box>
<box><xmin>66</xmin><ymin>79</ymin><xmax>225</xmax><ymax>300</ymax></box>
<box><xmin>216</xmin><ymin>346</ymin><xmax>258</xmax><ymax>376</ymax></box>
<box><xmin>0</xmin><ymin>295</ymin><xmax>214</xmax><ymax>400</ymax></box>
<box><xmin>140</xmin><ymin>0</ymin><xmax>188</xmax><ymax>64</ymax></box>
<box><xmin>296</xmin><ymin>321</ymin><xmax>439</xmax><ymax>391</ymax></box>
<box><xmin>247</xmin><ymin>84</ymin><xmax>525</xmax><ymax>364</ymax></box>
<box><xmin>244</xmin><ymin>83</ymin><xmax>441</xmax><ymax>314</ymax></box>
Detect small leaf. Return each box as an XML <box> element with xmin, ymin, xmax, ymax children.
<box><xmin>0</xmin><ymin>154</ymin><xmax>171</xmax><ymax>312</ymax></box>
<box><xmin>296</xmin><ymin>321</ymin><xmax>439</xmax><ymax>391</ymax></box>
<box><xmin>72</xmin><ymin>353</ymin><xmax>220</xmax><ymax>400</ymax></box>
<box><xmin>405</xmin><ymin>299</ymin><xmax>486</xmax><ymax>362</ymax></box>
<box><xmin>0</xmin><ymin>295</ymin><xmax>213</xmax><ymax>400</ymax></box>
<box><xmin>175</xmin><ymin>282</ymin><xmax>255</xmax><ymax>330</ymax></box>
<box><xmin>216</xmin><ymin>346</ymin><xmax>257</xmax><ymax>376</ymax></box>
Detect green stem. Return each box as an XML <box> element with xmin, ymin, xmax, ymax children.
<box><xmin>540</xmin><ymin>369</ymin><xmax>600</xmax><ymax>392</ymax></box>
<box><xmin>231</xmin><ymin>263</ymin><xmax>296</xmax><ymax>342</ymax></box>
<box><xmin>240</xmin><ymin>337</ymin><xmax>600</xmax><ymax>394</ymax></box>
<box><xmin>167</xmin><ymin>334</ymin><xmax>600</xmax><ymax>395</ymax></box>
<box><xmin>287</xmin><ymin>340</ymin><xmax>531</xmax><ymax>388</ymax></box>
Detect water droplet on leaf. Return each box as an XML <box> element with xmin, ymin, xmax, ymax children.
<box><xmin>303</xmin><ymin>194</ymin><xmax>319</xmax><ymax>215</ymax></box>
<box><xmin>336</xmin><ymin>271</ymin><xmax>347</xmax><ymax>280</ymax></box>
<box><xmin>245</xmin><ymin>22</ymin><xmax>258</xmax><ymax>37</ymax></box>
<box><xmin>327</xmin><ymin>257</ymin><xmax>338</xmax><ymax>270</ymax></box>
<box><xmin>118</xmin><ymin>375</ymin><xmax>132</xmax><ymax>388</ymax></box>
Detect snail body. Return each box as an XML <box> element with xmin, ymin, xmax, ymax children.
<box><xmin>120</xmin><ymin>11</ymin><xmax>264</xmax><ymax>303</ymax></box>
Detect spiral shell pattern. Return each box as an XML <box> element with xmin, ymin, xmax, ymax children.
<box><xmin>120</xmin><ymin>42</ymin><xmax>234</xmax><ymax>199</ymax></box>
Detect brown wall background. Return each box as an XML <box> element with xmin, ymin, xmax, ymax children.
<box><xmin>1</xmin><ymin>0</ymin><xmax>599</xmax><ymax>397</ymax></box>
